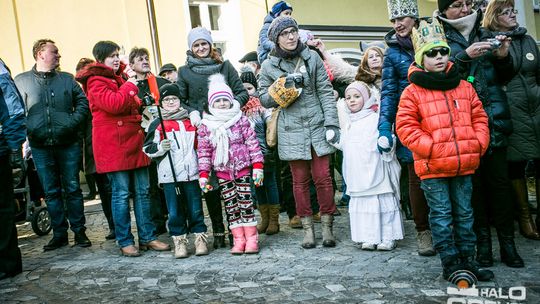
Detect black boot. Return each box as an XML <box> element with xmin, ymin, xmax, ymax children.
<box><xmin>497</xmin><ymin>230</ymin><xmax>524</xmax><ymax>268</ymax></box>
<box><xmin>460</xmin><ymin>254</ymin><xmax>494</xmax><ymax>281</ymax></box>
<box><xmin>74</xmin><ymin>230</ymin><xmax>92</xmax><ymax>248</ymax></box>
<box><xmin>213</xmin><ymin>233</ymin><xmax>226</xmax><ymax>249</ymax></box>
<box><xmin>43</xmin><ymin>236</ymin><xmax>68</xmax><ymax>251</ymax></box>
<box><xmin>475</xmin><ymin>226</ymin><xmax>493</xmax><ymax>267</ymax></box>
<box><xmin>441</xmin><ymin>255</ymin><xmax>464</xmax><ymax>281</ymax></box>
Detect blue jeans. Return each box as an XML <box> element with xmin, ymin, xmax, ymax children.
<box><xmin>31</xmin><ymin>143</ymin><xmax>85</xmax><ymax>238</ymax></box>
<box><xmin>255</xmin><ymin>168</ymin><xmax>279</xmax><ymax>205</ymax></box>
<box><xmin>108</xmin><ymin>167</ymin><xmax>155</xmax><ymax>247</ymax></box>
<box><xmin>162</xmin><ymin>181</ymin><xmax>207</xmax><ymax>236</ymax></box>
<box><xmin>421</xmin><ymin>175</ymin><xmax>476</xmax><ymax>260</ymax></box>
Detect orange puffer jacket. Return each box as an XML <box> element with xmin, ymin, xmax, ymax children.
<box><xmin>396</xmin><ymin>64</ymin><xmax>490</xmax><ymax>180</ymax></box>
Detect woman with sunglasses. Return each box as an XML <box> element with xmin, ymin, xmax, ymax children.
<box><xmin>436</xmin><ymin>0</ymin><xmax>523</xmax><ymax>268</ymax></box>
<box><xmin>484</xmin><ymin>1</ymin><xmax>540</xmax><ymax>243</ymax></box>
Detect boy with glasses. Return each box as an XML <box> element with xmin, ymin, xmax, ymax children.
<box><xmin>395</xmin><ymin>19</ymin><xmax>494</xmax><ymax>282</ymax></box>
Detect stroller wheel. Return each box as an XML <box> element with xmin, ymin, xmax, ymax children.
<box><xmin>32</xmin><ymin>207</ymin><xmax>52</xmax><ymax>236</ymax></box>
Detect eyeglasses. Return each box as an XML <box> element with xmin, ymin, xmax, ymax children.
<box><xmin>424</xmin><ymin>47</ymin><xmax>450</xmax><ymax>58</ymax></box>
<box><xmin>279</xmin><ymin>28</ymin><xmax>298</xmax><ymax>39</ymax></box>
<box><xmin>498</xmin><ymin>9</ymin><xmax>518</xmax><ymax>16</ymax></box>
<box><xmin>162</xmin><ymin>96</ymin><xmax>180</xmax><ymax>103</ymax></box>
<box><xmin>448</xmin><ymin>1</ymin><xmax>473</xmax><ymax>9</ymax></box>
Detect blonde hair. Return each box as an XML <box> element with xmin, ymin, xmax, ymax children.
<box><xmin>483</xmin><ymin>0</ymin><xmax>515</xmax><ymax>31</ymax></box>
<box><xmin>355</xmin><ymin>46</ymin><xmax>384</xmax><ymax>83</ymax></box>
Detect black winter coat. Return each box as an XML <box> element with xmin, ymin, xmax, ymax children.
<box><xmin>176</xmin><ymin>53</ymin><xmax>248</xmax><ymax>113</ymax></box>
<box><xmin>14</xmin><ymin>67</ymin><xmax>88</xmax><ymax>147</ymax></box>
<box><xmin>494</xmin><ymin>27</ymin><xmax>540</xmax><ymax>161</ymax></box>
<box><xmin>438</xmin><ymin>12</ymin><xmax>514</xmax><ymax>148</ymax></box>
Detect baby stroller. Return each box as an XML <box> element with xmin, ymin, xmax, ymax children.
<box><xmin>13</xmin><ymin>157</ymin><xmax>51</xmax><ymax>236</ymax></box>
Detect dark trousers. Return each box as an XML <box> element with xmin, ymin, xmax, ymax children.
<box><xmin>0</xmin><ymin>155</ymin><xmax>22</xmax><ymax>278</ymax></box>
<box><xmin>148</xmin><ymin>162</ymin><xmax>167</xmax><ymax>232</ymax></box>
<box><xmin>93</xmin><ymin>173</ymin><xmax>113</xmax><ymax>231</ymax></box>
<box><xmin>408</xmin><ymin>164</ymin><xmax>430</xmax><ymax>232</ymax></box>
<box><xmin>472</xmin><ymin>148</ymin><xmax>515</xmax><ymax>235</ymax></box>
<box><xmin>205</xmin><ymin>189</ymin><xmax>226</xmax><ymax>234</ymax></box>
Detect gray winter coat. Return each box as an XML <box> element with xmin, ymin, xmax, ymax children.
<box><xmin>503</xmin><ymin>27</ymin><xmax>540</xmax><ymax>161</ymax></box>
<box><xmin>259</xmin><ymin>47</ymin><xmax>338</xmax><ymax>161</ymax></box>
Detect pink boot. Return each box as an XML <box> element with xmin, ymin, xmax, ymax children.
<box><xmin>230</xmin><ymin>227</ymin><xmax>246</xmax><ymax>255</ymax></box>
<box><xmin>244</xmin><ymin>226</ymin><xmax>259</xmax><ymax>254</ymax></box>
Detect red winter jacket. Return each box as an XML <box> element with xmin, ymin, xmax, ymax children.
<box><xmin>396</xmin><ymin>63</ymin><xmax>490</xmax><ymax>180</ymax></box>
<box><xmin>76</xmin><ymin>63</ymin><xmax>150</xmax><ymax>173</ymax></box>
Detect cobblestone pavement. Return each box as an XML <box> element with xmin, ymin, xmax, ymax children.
<box><xmin>2</xmin><ymin>199</ymin><xmax>539</xmax><ymax>304</ymax></box>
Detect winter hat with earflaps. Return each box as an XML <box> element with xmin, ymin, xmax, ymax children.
<box><xmin>386</xmin><ymin>0</ymin><xmax>419</xmax><ymax>21</ymax></box>
<box><xmin>412</xmin><ymin>18</ymin><xmax>450</xmax><ymax>66</ymax></box>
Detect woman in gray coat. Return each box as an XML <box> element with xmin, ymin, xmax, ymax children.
<box><xmin>259</xmin><ymin>16</ymin><xmax>339</xmax><ymax>249</ymax></box>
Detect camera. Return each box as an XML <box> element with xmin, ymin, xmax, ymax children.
<box><xmin>142</xmin><ymin>93</ymin><xmax>155</xmax><ymax>106</ymax></box>
<box><xmin>286</xmin><ymin>72</ymin><xmax>304</xmax><ymax>88</ymax></box>
<box><xmin>486</xmin><ymin>38</ymin><xmax>502</xmax><ymax>50</ymax></box>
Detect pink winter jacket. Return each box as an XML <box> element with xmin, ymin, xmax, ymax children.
<box><xmin>197</xmin><ymin>115</ymin><xmax>263</xmax><ymax>180</ymax></box>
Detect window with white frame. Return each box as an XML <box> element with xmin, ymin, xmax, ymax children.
<box><xmin>188</xmin><ymin>1</ymin><xmax>226</xmax><ymax>31</ymax></box>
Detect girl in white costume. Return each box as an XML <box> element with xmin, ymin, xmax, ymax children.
<box><xmin>335</xmin><ymin>81</ymin><xmax>404</xmax><ymax>251</ymax></box>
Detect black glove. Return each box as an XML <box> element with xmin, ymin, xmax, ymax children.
<box><xmin>10</xmin><ymin>149</ymin><xmax>23</xmax><ymax>169</ymax></box>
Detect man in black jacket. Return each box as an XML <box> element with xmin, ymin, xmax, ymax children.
<box><xmin>14</xmin><ymin>39</ymin><xmax>90</xmax><ymax>251</ymax></box>
<box><xmin>0</xmin><ymin>58</ymin><xmax>25</xmax><ymax>279</ymax></box>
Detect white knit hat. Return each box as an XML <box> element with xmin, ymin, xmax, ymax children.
<box><xmin>207</xmin><ymin>73</ymin><xmax>233</xmax><ymax>107</ymax></box>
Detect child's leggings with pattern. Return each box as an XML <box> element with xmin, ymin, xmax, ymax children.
<box><xmin>218</xmin><ymin>175</ymin><xmax>256</xmax><ymax>228</ymax></box>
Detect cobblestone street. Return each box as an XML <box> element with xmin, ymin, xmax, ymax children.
<box><xmin>2</xmin><ymin>200</ymin><xmax>539</xmax><ymax>303</ymax></box>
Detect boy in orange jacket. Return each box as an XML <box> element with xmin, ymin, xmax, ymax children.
<box><xmin>396</xmin><ymin>19</ymin><xmax>491</xmax><ymax>282</ymax></box>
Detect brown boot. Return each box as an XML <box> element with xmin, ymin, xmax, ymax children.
<box><xmin>139</xmin><ymin>239</ymin><xmax>171</xmax><ymax>251</ymax></box>
<box><xmin>511</xmin><ymin>179</ymin><xmax>540</xmax><ymax>240</ymax></box>
<box><xmin>288</xmin><ymin>215</ymin><xmax>302</xmax><ymax>229</ymax></box>
<box><xmin>266</xmin><ymin>205</ymin><xmax>280</xmax><ymax>235</ymax></box>
<box><xmin>257</xmin><ymin>205</ymin><xmax>270</xmax><ymax>233</ymax></box>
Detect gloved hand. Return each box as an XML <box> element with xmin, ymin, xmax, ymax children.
<box><xmin>10</xmin><ymin>149</ymin><xmax>23</xmax><ymax>169</ymax></box>
<box><xmin>325</xmin><ymin>126</ymin><xmax>341</xmax><ymax>145</ymax></box>
<box><xmin>199</xmin><ymin>177</ymin><xmax>212</xmax><ymax>193</ymax></box>
<box><xmin>159</xmin><ymin>139</ymin><xmax>172</xmax><ymax>152</ymax></box>
<box><xmin>377</xmin><ymin>122</ymin><xmax>394</xmax><ymax>153</ymax></box>
<box><xmin>190</xmin><ymin>111</ymin><xmax>201</xmax><ymax>127</ymax></box>
<box><xmin>252</xmin><ymin>168</ymin><xmax>264</xmax><ymax>187</ymax></box>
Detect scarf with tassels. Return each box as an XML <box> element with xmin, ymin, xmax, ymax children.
<box><xmin>200</xmin><ymin>100</ymin><xmax>242</xmax><ymax>167</ymax></box>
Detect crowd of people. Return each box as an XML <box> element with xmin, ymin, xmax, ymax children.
<box><xmin>1</xmin><ymin>0</ymin><xmax>539</xmax><ymax>284</ymax></box>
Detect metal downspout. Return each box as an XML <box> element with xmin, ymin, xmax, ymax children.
<box><xmin>146</xmin><ymin>0</ymin><xmax>162</xmax><ymax>74</ymax></box>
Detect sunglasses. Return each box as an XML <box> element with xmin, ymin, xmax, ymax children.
<box><xmin>424</xmin><ymin>47</ymin><xmax>450</xmax><ymax>58</ymax></box>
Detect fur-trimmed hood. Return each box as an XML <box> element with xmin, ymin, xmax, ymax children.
<box><xmin>75</xmin><ymin>62</ymin><xmax>127</xmax><ymax>91</ymax></box>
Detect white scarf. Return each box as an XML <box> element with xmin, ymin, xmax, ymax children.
<box><xmin>200</xmin><ymin>100</ymin><xmax>242</xmax><ymax>167</ymax></box>
<box><xmin>437</xmin><ymin>10</ymin><xmax>478</xmax><ymax>43</ymax></box>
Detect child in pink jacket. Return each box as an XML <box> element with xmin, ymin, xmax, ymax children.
<box><xmin>197</xmin><ymin>73</ymin><xmax>264</xmax><ymax>255</ymax></box>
